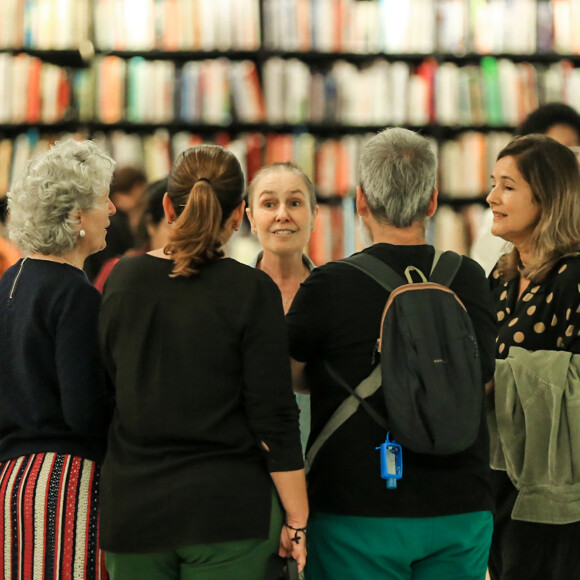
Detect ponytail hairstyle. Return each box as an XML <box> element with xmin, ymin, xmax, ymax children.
<box><xmin>164</xmin><ymin>145</ymin><xmax>245</xmax><ymax>277</ymax></box>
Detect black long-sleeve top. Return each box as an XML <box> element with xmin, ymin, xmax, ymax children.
<box><xmin>98</xmin><ymin>255</ymin><xmax>303</xmax><ymax>552</ymax></box>
<box><xmin>287</xmin><ymin>244</ymin><xmax>497</xmax><ymax>519</ymax></box>
<box><xmin>0</xmin><ymin>258</ymin><xmax>113</xmax><ymax>464</ymax></box>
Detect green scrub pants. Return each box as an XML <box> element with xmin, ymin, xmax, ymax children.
<box><xmin>105</xmin><ymin>494</ymin><xmax>284</xmax><ymax>580</ymax></box>
<box><xmin>305</xmin><ymin>510</ymin><xmax>492</xmax><ymax>580</ymax></box>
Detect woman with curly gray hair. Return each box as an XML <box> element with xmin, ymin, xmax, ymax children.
<box><xmin>0</xmin><ymin>139</ymin><xmax>116</xmax><ymax>579</ymax></box>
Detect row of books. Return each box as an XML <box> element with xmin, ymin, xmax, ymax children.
<box><xmin>0</xmin><ymin>54</ymin><xmax>266</xmax><ymax>125</ymax></box>
<box><xmin>0</xmin><ymin>0</ymin><xmax>260</xmax><ymax>51</ymax></box>
<box><xmin>265</xmin><ymin>56</ymin><xmax>580</xmax><ymax>127</ymax></box>
<box><xmin>2</xmin><ymin>0</ymin><xmax>580</xmax><ymax>57</ymax></box>
<box><xmin>94</xmin><ymin>0</ymin><xmax>261</xmax><ymax>51</ymax></box>
<box><xmin>439</xmin><ymin>131</ymin><xmax>512</xmax><ymax>199</ymax></box>
<box><xmin>0</xmin><ymin>0</ymin><xmax>91</xmax><ymax>50</ymax></box>
<box><xmin>430</xmin><ymin>204</ymin><xmax>488</xmax><ymax>258</ymax></box>
<box><xmin>87</xmin><ymin>56</ymin><xmax>266</xmax><ymax>124</ymax></box>
<box><xmin>0</xmin><ymin>53</ymin><xmax>72</xmax><ymax>124</ymax></box>
<box><xmin>0</xmin><ymin>129</ymin><xmax>514</xmax><ymax>203</ymax></box>
<box><xmin>3</xmin><ymin>52</ymin><xmax>579</xmax><ymax>128</ymax></box>
<box><xmin>263</xmin><ymin>0</ymin><xmax>575</xmax><ymax>56</ymax></box>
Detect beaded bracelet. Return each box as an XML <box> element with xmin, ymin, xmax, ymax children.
<box><xmin>285</xmin><ymin>523</ymin><xmax>307</xmax><ymax>544</ymax></box>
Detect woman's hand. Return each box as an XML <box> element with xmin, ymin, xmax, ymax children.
<box><xmin>279</xmin><ymin>523</ymin><xmax>307</xmax><ymax>572</ymax></box>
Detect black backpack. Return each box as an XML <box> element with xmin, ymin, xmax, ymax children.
<box><xmin>305</xmin><ymin>250</ymin><xmax>482</xmax><ymax>472</ymax></box>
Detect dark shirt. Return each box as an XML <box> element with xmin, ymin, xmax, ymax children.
<box><xmin>84</xmin><ymin>211</ymin><xmax>134</xmax><ymax>281</ymax></box>
<box><xmin>98</xmin><ymin>254</ymin><xmax>303</xmax><ymax>552</ymax></box>
<box><xmin>490</xmin><ymin>255</ymin><xmax>580</xmax><ymax>357</ymax></box>
<box><xmin>287</xmin><ymin>243</ymin><xmax>497</xmax><ymax>518</ymax></box>
<box><xmin>0</xmin><ymin>258</ymin><xmax>113</xmax><ymax>463</ymax></box>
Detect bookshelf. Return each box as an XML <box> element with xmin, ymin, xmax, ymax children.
<box><xmin>1</xmin><ymin>0</ymin><xmax>580</xmax><ymax>259</ymax></box>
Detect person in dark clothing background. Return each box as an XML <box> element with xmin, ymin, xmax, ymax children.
<box><xmin>515</xmin><ymin>102</ymin><xmax>580</xmax><ymax>146</ymax></box>
<box><xmin>84</xmin><ymin>166</ymin><xmax>147</xmax><ymax>281</ymax></box>
<box><xmin>93</xmin><ymin>177</ymin><xmax>171</xmax><ymax>292</ymax></box>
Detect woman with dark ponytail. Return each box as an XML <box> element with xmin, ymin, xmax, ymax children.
<box><xmin>98</xmin><ymin>145</ymin><xmax>308</xmax><ymax>580</ymax></box>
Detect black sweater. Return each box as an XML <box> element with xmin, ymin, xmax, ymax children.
<box><xmin>0</xmin><ymin>258</ymin><xmax>113</xmax><ymax>464</ymax></box>
<box><xmin>287</xmin><ymin>243</ymin><xmax>497</xmax><ymax>518</ymax></box>
<box><xmin>98</xmin><ymin>255</ymin><xmax>303</xmax><ymax>552</ymax></box>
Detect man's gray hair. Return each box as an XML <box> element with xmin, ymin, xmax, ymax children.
<box><xmin>359</xmin><ymin>128</ymin><xmax>437</xmax><ymax>228</ymax></box>
<box><xmin>8</xmin><ymin>139</ymin><xmax>115</xmax><ymax>255</ymax></box>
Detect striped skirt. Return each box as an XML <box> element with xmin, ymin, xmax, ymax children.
<box><xmin>0</xmin><ymin>453</ymin><xmax>107</xmax><ymax>580</ymax></box>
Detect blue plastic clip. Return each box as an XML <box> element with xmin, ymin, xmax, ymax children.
<box><xmin>376</xmin><ymin>432</ymin><xmax>403</xmax><ymax>490</ymax></box>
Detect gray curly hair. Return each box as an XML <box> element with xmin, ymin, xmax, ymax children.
<box><xmin>8</xmin><ymin>139</ymin><xmax>115</xmax><ymax>255</ymax></box>
<box><xmin>359</xmin><ymin>128</ymin><xmax>437</xmax><ymax>228</ymax></box>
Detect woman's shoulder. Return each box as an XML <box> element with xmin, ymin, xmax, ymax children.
<box><xmin>546</xmin><ymin>254</ymin><xmax>580</xmax><ymax>292</ymax></box>
<box><xmin>553</xmin><ymin>254</ymin><xmax>580</xmax><ymax>274</ymax></box>
<box><xmin>218</xmin><ymin>257</ymin><xmax>280</xmax><ymax>289</ymax></box>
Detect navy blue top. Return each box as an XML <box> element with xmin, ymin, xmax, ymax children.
<box><xmin>0</xmin><ymin>258</ymin><xmax>113</xmax><ymax>463</ymax></box>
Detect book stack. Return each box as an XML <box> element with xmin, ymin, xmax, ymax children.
<box><xmin>0</xmin><ymin>53</ymin><xmax>73</xmax><ymax>124</ymax></box>
<box><xmin>0</xmin><ymin>0</ymin><xmax>91</xmax><ymax>50</ymax></box>
<box><xmin>85</xmin><ymin>56</ymin><xmax>266</xmax><ymax>125</ymax></box>
<box><xmin>94</xmin><ymin>0</ymin><xmax>260</xmax><ymax>51</ymax></box>
<box><xmin>308</xmin><ymin>198</ymin><xmax>357</xmax><ymax>265</ymax></box>
<box><xmin>263</xmin><ymin>0</ymin><xmax>434</xmax><ymax>53</ymax></box>
<box><xmin>262</xmin><ymin>0</ymin><xmax>545</xmax><ymax>55</ymax></box>
<box><xmin>439</xmin><ymin>131</ymin><xmax>512</xmax><ymax>199</ymax></box>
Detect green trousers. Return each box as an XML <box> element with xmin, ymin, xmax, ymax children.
<box><xmin>105</xmin><ymin>495</ymin><xmax>283</xmax><ymax>580</ymax></box>
<box><xmin>305</xmin><ymin>510</ymin><xmax>493</xmax><ymax>580</ymax></box>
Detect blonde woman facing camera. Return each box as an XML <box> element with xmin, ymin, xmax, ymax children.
<box><xmin>246</xmin><ymin>162</ymin><xmax>318</xmax><ymax>453</ymax></box>
<box><xmin>246</xmin><ymin>162</ymin><xmax>318</xmax><ymax>313</ymax></box>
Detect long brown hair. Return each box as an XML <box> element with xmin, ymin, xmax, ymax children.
<box><xmin>164</xmin><ymin>145</ymin><xmax>244</xmax><ymax>277</ymax></box>
<box><xmin>495</xmin><ymin>135</ymin><xmax>580</xmax><ymax>282</ymax></box>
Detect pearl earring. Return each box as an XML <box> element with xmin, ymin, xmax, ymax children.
<box><xmin>251</xmin><ymin>228</ymin><xmax>257</xmax><ymax>235</ymax></box>
<box><xmin>233</xmin><ymin>224</ymin><xmax>239</xmax><ymax>232</ymax></box>
<box><xmin>79</xmin><ymin>229</ymin><xmax>86</xmax><ymax>238</ymax></box>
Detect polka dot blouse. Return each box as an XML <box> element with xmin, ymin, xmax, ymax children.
<box><xmin>490</xmin><ymin>256</ymin><xmax>580</xmax><ymax>359</ymax></box>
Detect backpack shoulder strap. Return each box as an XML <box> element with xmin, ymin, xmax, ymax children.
<box><xmin>428</xmin><ymin>250</ymin><xmax>463</xmax><ymax>287</ymax></box>
<box><xmin>342</xmin><ymin>253</ymin><xmax>406</xmax><ymax>293</ymax></box>
<box><xmin>305</xmin><ymin>363</ymin><xmax>385</xmax><ymax>475</ymax></box>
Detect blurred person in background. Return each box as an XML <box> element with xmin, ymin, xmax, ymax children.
<box><xmin>93</xmin><ymin>177</ymin><xmax>170</xmax><ymax>292</ymax></box>
<box><xmin>84</xmin><ymin>166</ymin><xmax>147</xmax><ymax>281</ymax></box>
<box><xmin>0</xmin><ymin>197</ymin><xmax>21</xmax><ymax>279</ymax></box>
